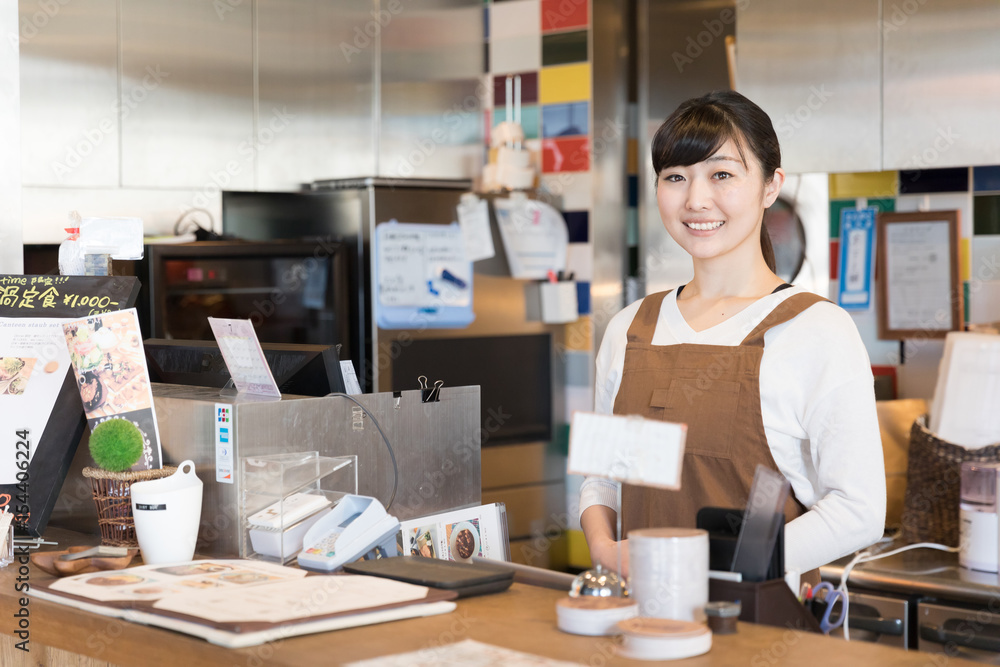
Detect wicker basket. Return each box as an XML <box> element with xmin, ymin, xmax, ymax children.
<box><xmin>82</xmin><ymin>466</ymin><xmax>177</xmax><ymax>547</ymax></box>
<box><xmin>901</xmin><ymin>416</ymin><xmax>1000</xmax><ymax>546</ymax></box>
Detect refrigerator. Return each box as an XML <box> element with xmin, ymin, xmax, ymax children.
<box><xmin>223</xmin><ymin>178</ymin><xmax>472</xmax><ymax>393</ymax></box>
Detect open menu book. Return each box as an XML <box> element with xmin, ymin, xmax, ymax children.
<box><xmin>399</xmin><ymin>503</ymin><xmax>509</xmax><ymax>562</ymax></box>
<box><xmin>31</xmin><ymin>559</ymin><xmax>456</xmax><ymax>648</ymax></box>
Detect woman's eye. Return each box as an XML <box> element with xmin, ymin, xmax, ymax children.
<box><xmin>713</xmin><ymin>171</ymin><xmax>732</xmax><ymax>180</ymax></box>
<box><xmin>661</xmin><ymin>173</ymin><xmax>683</xmax><ymax>183</ymax></box>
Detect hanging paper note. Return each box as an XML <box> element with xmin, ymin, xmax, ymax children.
<box><xmin>493</xmin><ymin>195</ymin><xmax>568</xmax><ymax>279</ymax></box>
<box><xmin>374</xmin><ymin>221</ymin><xmax>474</xmax><ymax>330</ymax></box>
<box><xmin>456</xmin><ymin>193</ymin><xmax>495</xmax><ymax>262</ymax></box>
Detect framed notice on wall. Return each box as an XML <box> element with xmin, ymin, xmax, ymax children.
<box><xmin>876</xmin><ymin>210</ymin><xmax>962</xmax><ymax>340</ymax></box>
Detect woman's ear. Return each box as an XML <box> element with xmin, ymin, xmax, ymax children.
<box><xmin>763</xmin><ymin>167</ymin><xmax>785</xmax><ymax>207</ymax></box>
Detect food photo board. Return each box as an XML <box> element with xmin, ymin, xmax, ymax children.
<box><xmin>0</xmin><ymin>275</ymin><xmax>140</xmax><ymax>536</ymax></box>
<box><xmin>63</xmin><ymin>308</ymin><xmax>163</xmax><ymax>469</ymax></box>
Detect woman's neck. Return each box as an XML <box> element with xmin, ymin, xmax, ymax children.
<box><xmin>686</xmin><ymin>251</ymin><xmax>781</xmax><ymax>301</ymax></box>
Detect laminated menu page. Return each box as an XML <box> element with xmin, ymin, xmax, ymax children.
<box><xmin>207</xmin><ymin>317</ymin><xmax>281</xmax><ymax>397</ymax></box>
<box><xmin>32</xmin><ymin>559</ymin><xmax>457</xmax><ymax>648</ymax></box>
<box><xmin>63</xmin><ymin>308</ymin><xmax>162</xmax><ymax>469</ymax></box>
<box><xmin>399</xmin><ymin>503</ymin><xmax>510</xmax><ymax>562</ymax></box>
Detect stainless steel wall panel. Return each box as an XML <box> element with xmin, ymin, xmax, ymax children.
<box><xmin>737</xmin><ymin>0</ymin><xmax>882</xmax><ymax>174</ymax></box>
<box><xmin>0</xmin><ymin>1</ymin><xmax>20</xmax><ymax>273</ymax></box>
<box><xmin>639</xmin><ymin>0</ymin><xmax>735</xmax><ymax>293</ymax></box>
<box><xmin>591</xmin><ymin>0</ymin><xmax>628</xmax><ymax>348</ymax></box>
<box><xmin>378</xmin><ymin>0</ymin><xmax>484</xmax><ymax>179</ymax></box>
<box><xmin>19</xmin><ymin>0</ymin><xmax>119</xmax><ymax>188</ymax></box>
<box><xmin>119</xmin><ymin>0</ymin><xmax>254</xmax><ymax>190</ymax></box>
<box><xmin>256</xmin><ymin>0</ymin><xmax>376</xmax><ymax>190</ymax></box>
<box><xmin>883</xmin><ymin>0</ymin><xmax>1000</xmax><ymax>169</ymax></box>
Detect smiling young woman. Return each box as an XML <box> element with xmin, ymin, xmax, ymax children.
<box><xmin>580</xmin><ymin>91</ymin><xmax>886</xmax><ymax>581</ymax></box>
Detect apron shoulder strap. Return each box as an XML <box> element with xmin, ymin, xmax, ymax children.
<box><xmin>740</xmin><ymin>292</ymin><xmax>829</xmax><ymax>348</ymax></box>
<box><xmin>626</xmin><ymin>291</ymin><xmax>672</xmax><ymax>343</ymax></box>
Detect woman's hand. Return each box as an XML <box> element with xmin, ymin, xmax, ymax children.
<box><xmin>581</xmin><ymin>504</ymin><xmax>630</xmax><ymax>577</ymax></box>
<box><xmin>589</xmin><ymin>537</ymin><xmax>630</xmax><ymax>578</ymax></box>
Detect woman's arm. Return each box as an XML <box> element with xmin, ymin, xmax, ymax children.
<box><xmin>580</xmin><ymin>503</ymin><xmax>630</xmax><ymax>576</ymax></box>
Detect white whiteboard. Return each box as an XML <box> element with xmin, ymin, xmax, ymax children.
<box><xmin>376</xmin><ymin>222</ymin><xmax>472</xmax><ymax>308</ymax></box>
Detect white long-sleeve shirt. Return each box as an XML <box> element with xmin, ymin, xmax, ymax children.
<box><xmin>580</xmin><ymin>286</ymin><xmax>886</xmax><ymax>573</ymax></box>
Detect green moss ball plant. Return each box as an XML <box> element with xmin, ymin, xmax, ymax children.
<box><xmin>89</xmin><ymin>418</ymin><xmax>144</xmax><ymax>472</ymax></box>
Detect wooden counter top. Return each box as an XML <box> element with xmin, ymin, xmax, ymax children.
<box><xmin>0</xmin><ymin>535</ymin><xmax>982</xmax><ymax>666</ymax></box>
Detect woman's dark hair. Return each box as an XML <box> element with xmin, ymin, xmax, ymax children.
<box><xmin>651</xmin><ymin>90</ymin><xmax>780</xmax><ymax>272</ymax></box>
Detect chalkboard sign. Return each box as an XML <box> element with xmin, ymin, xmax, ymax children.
<box><xmin>0</xmin><ymin>275</ymin><xmax>140</xmax><ymax>536</ymax></box>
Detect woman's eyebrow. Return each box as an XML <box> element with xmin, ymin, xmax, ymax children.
<box><xmin>706</xmin><ymin>154</ymin><xmax>742</xmax><ymax>164</ymax></box>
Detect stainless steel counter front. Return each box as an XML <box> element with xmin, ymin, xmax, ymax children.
<box><xmin>822</xmin><ymin>543</ymin><xmax>1000</xmax><ymax>605</ymax></box>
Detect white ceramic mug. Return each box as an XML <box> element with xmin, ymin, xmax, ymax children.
<box><xmin>131</xmin><ymin>460</ymin><xmax>203</xmax><ymax>565</ymax></box>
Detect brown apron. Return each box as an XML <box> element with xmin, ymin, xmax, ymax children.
<box><xmin>617</xmin><ymin>290</ymin><xmax>826</xmax><ymax>574</ymax></box>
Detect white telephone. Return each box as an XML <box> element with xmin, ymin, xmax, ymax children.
<box><xmin>297</xmin><ymin>494</ymin><xmax>400</xmax><ymax>572</ymax></box>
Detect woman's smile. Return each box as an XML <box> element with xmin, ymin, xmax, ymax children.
<box><xmin>683</xmin><ymin>219</ymin><xmax>725</xmax><ymax>233</ymax></box>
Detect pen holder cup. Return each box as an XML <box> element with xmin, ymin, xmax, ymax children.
<box><xmin>131</xmin><ymin>461</ymin><xmax>203</xmax><ymax>565</ymax></box>
<box><xmin>539</xmin><ymin>281</ymin><xmax>578</xmax><ymax>324</ymax></box>
<box><xmin>709</xmin><ymin>578</ymin><xmax>821</xmax><ymax>634</ymax></box>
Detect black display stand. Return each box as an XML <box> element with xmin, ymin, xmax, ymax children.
<box><xmin>0</xmin><ymin>275</ymin><xmax>140</xmax><ymax>536</ymax></box>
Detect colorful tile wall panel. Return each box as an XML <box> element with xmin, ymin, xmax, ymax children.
<box><xmin>541</xmin><ymin>102</ymin><xmax>588</xmax><ymax>138</ymax></box>
<box><xmin>563</xmin><ymin>210</ymin><xmax>588</xmax><ymax>243</ymax></box>
<box><xmin>626</xmin><ymin>208</ymin><xmax>639</xmax><ymax>246</ymax></box>
<box><xmin>627</xmin><ymin>138</ymin><xmax>638</xmax><ymax>175</ymax></box>
<box><xmin>541</xmin><ymin>0</ymin><xmax>588</xmax><ymax>32</ymax></box>
<box><xmin>961</xmin><ymin>237</ymin><xmax>971</xmax><ymax>282</ymax></box>
<box><xmin>898</xmin><ymin>167</ymin><xmax>969</xmax><ymax>194</ymax></box>
<box><xmin>566</xmin><ymin>243</ymin><xmax>593</xmax><ymax>281</ymax></box>
<box><xmin>493</xmin><ymin>71</ymin><xmax>539</xmax><ymax>105</ymax></box>
<box><xmin>539</xmin><ymin>172</ymin><xmax>592</xmax><ymax>209</ymax></box>
<box><xmin>829</xmin><ymin>240</ymin><xmax>839</xmax><ymax>280</ymax></box>
<box><xmin>541</xmin><ymin>30</ymin><xmax>588</xmax><ymax>66</ymax></box>
<box><xmin>829</xmin><ymin>171</ymin><xmax>897</xmax><ymax>199</ymax></box>
<box><xmin>974</xmin><ymin>195</ymin><xmax>1000</xmax><ymax>236</ymax></box>
<box><xmin>563</xmin><ymin>316</ymin><xmax>592</xmax><ymax>352</ymax></box>
<box><xmin>542</xmin><ymin>136</ymin><xmax>589</xmax><ymax>172</ymax></box>
<box><xmin>538</xmin><ymin>63</ymin><xmax>590</xmax><ymax>104</ymax></box>
<box><xmin>974</xmin><ymin>166</ymin><xmax>1000</xmax><ymax>193</ymax></box>
<box><xmin>575</xmin><ymin>281</ymin><xmax>591</xmax><ymax>314</ymax></box>
<box><xmin>491</xmin><ymin>0</ymin><xmax>540</xmax><ymax>39</ymax></box>
<box><xmin>490</xmin><ymin>36</ymin><xmax>541</xmax><ymax>73</ymax></box>
<box><xmin>493</xmin><ymin>104</ymin><xmax>540</xmax><ymax>139</ymax></box>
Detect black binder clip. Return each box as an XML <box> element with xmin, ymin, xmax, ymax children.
<box><xmin>418</xmin><ymin>375</ymin><xmax>443</xmax><ymax>403</ymax></box>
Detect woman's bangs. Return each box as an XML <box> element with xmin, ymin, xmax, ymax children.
<box><xmin>652</xmin><ymin>106</ymin><xmax>746</xmax><ymax>174</ymax></box>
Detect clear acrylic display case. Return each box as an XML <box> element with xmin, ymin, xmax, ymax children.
<box><xmin>240</xmin><ymin>451</ymin><xmax>357</xmax><ymax>563</ymax></box>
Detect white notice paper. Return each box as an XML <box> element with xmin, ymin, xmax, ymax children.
<box><xmin>885</xmin><ymin>221</ymin><xmax>953</xmax><ymax>331</ymax></box>
<box><xmin>456</xmin><ymin>194</ymin><xmax>496</xmax><ymax>262</ymax></box>
<box><xmin>567</xmin><ymin>412</ymin><xmax>686</xmax><ymax>489</ymax></box>
<box><xmin>493</xmin><ymin>196</ymin><xmax>568</xmax><ymax>279</ymax></box>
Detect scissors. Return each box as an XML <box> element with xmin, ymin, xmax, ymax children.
<box><xmin>810</xmin><ymin>582</ymin><xmax>848</xmax><ymax>634</ymax></box>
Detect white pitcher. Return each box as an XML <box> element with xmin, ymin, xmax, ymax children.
<box><xmin>131</xmin><ymin>460</ymin><xmax>203</xmax><ymax>565</ymax></box>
